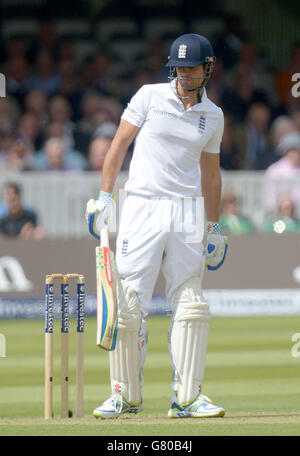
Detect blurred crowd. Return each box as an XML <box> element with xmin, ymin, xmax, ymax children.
<box><xmin>219</xmin><ymin>189</ymin><xmax>300</xmax><ymax>234</ymax></box>
<box><xmin>0</xmin><ymin>13</ymin><xmax>300</xmax><ymax>238</ymax></box>
<box><xmin>0</xmin><ymin>15</ymin><xmax>299</xmax><ymax>174</ymax></box>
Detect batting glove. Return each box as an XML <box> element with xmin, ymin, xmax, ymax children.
<box><xmin>205</xmin><ymin>222</ymin><xmax>228</xmax><ymax>271</ymax></box>
<box><xmin>86</xmin><ymin>191</ymin><xmax>114</xmax><ymax>240</ymax></box>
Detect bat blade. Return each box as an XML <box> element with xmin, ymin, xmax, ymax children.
<box><xmin>96</xmin><ymin>246</ymin><xmax>118</xmax><ymax>350</ymax></box>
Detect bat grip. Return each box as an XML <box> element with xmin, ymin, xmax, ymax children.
<box><xmin>100</xmin><ymin>227</ymin><xmax>109</xmax><ymax>248</ymax></box>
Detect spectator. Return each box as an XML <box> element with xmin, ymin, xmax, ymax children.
<box><xmin>48</xmin><ymin>95</ymin><xmax>75</xmax><ymax>148</ymax></box>
<box><xmin>130</xmin><ymin>68</ymin><xmax>157</xmax><ymax>96</ymax></box>
<box><xmin>267</xmin><ymin>132</ymin><xmax>300</xmax><ymax>176</ymax></box>
<box><xmin>1</xmin><ymin>138</ymin><xmax>36</xmax><ymax>172</ymax></box>
<box><xmin>88</xmin><ymin>137</ymin><xmax>112</xmax><ymax>172</ymax></box>
<box><xmin>0</xmin><ymin>103</ymin><xmax>16</xmax><ymax>154</ymax></box>
<box><xmin>87</xmin><ymin>122</ymin><xmax>118</xmax><ymax>171</ymax></box>
<box><xmin>35</xmin><ymin>137</ymin><xmax>86</xmax><ymax>171</ymax></box>
<box><xmin>221</xmin><ymin>64</ymin><xmax>270</xmax><ymax>123</ymax></box>
<box><xmin>28</xmin><ymin>21</ymin><xmax>58</xmax><ymax>63</ymax></box>
<box><xmin>0</xmin><ymin>110</ymin><xmax>18</xmax><ymax>167</ymax></box>
<box><xmin>90</xmin><ymin>109</ymin><xmax>114</xmax><ymax>132</ymax></box>
<box><xmin>92</xmin><ymin>121</ymin><xmax>117</xmax><ymax>141</ymax></box>
<box><xmin>143</xmin><ymin>39</ymin><xmax>168</xmax><ymax>79</ymax></box>
<box><xmin>5</xmin><ymin>38</ymin><xmax>28</xmax><ymax>61</ymax></box>
<box><xmin>48</xmin><ymin>94</ymin><xmax>73</xmax><ymax>125</ymax></box>
<box><xmin>236</xmin><ymin>42</ymin><xmax>277</xmax><ymax>103</ymax></box>
<box><xmin>0</xmin><ymin>182</ymin><xmax>45</xmax><ymax>240</ymax></box>
<box><xmin>27</xmin><ymin>49</ymin><xmax>61</xmax><ymax>96</ymax></box>
<box><xmin>38</xmin><ymin>21</ymin><xmax>57</xmax><ymax>50</ymax></box>
<box><xmin>5</xmin><ymin>56</ymin><xmax>31</xmax><ymax>107</ymax></box>
<box><xmin>74</xmin><ymin>92</ymin><xmax>115</xmax><ymax>154</ymax></box>
<box><xmin>0</xmin><ymin>95</ymin><xmax>21</xmax><ymax>126</ymax></box>
<box><xmin>270</xmin><ymin>115</ymin><xmax>297</xmax><ymax>150</ymax></box>
<box><xmin>0</xmin><ymin>132</ymin><xmax>15</xmax><ymax>164</ymax></box>
<box><xmin>91</xmin><ymin>121</ymin><xmax>132</xmax><ymax>170</ymax></box>
<box><xmin>76</xmin><ymin>92</ymin><xmax>105</xmax><ymax>136</ymax></box>
<box><xmin>79</xmin><ymin>53</ymin><xmax>116</xmax><ymax>95</ymax></box>
<box><xmin>101</xmin><ymin>97</ymin><xmax>123</xmax><ymax>124</ymax></box>
<box><xmin>220</xmin><ymin>115</ymin><xmax>243</xmax><ymax>170</ymax></box>
<box><xmin>234</xmin><ymin>103</ymin><xmax>274</xmax><ymax>170</ymax></box>
<box><xmin>24</xmin><ymin>89</ymin><xmax>49</xmax><ymax>130</ymax></box>
<box><xmin>80</xmin><ymin>56</ymin><xmax>98</xmax><ymax>91</ymax></box>
<box><xmin>266</xmin><ymin>132</ymin><xmax>300</xmax><ymax>210</ymax></box>
<box><xmin>219</xmin><ymin>190</ymin><xmax>255</xmax><ymax>234</ymax></box>
<box><xmin>213</xmin><ymin>14</ymin><xmax>248</xmax><ymax>69</ymax></box>
<box><xmin>206</xmin><ymin>59</ymin><xmax>225</xmax><ymax>106</ymax></box>
<box><xmin>17</xmin><ymin>113</ymin><xmax>43</xmax><ymax>150</ymax></box>
<box><xmin>43</xmin><ymin>121</ymin><xmax>74</xmax><ymax>151</ymax></box>
<box><xmin>93</xmin><ymin>52</ymin><xmax>114</xmax><ymax>96</ymax></box>
<box><xmin>263</xmin><ymin>194</ymin><xmax>300</xmax><ymax>233</ymax></box>
<box><xmin>58</xmin><ymin>40</ymin><xmax>77</xmax><ymax>67</ymax></box>
<box><xmin>42</xmin><ymin>121</ymin><xmax>87</xmax><ymax>167</ymax></box>
<box><xmin>58</xmin><ymin>62</ymin><xmax>83</xmax><ymax>121</ymax></box>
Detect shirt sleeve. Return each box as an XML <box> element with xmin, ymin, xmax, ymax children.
<box><xmin>121</xmin><ymin>86</ymin><xmax>148</xmax><ymax>128</ymax></box>
<box><xmin>203</xmin><ymin>112</ymin><xmax>224</xmax><ymax>154</ymax></box>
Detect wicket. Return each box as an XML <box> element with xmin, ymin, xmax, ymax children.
<box><xmin>44</xmin><ymin>273</ymin><xmax>85</xmax><ymax>419</ymax></box>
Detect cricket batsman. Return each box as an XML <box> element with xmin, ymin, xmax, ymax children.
<box><xmin>86</xmin><ymin>34</ymin><xmax>228</xmax><ymax>418</ymax></box>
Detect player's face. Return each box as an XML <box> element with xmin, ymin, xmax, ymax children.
<box><xmin>176</xmin><ymin>65</ymin><xmax>205</xmax><ymax>92</ymax></box>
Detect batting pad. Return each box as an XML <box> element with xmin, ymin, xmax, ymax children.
<box><xmin>170</xmin><ymin>277</ymin><xmax>211</xmax><ymax>405</ymax></box>
<box><xmin>109</xmin><ymin>280</ymin><xmax>144</xmax><ymax>404</ymax></box>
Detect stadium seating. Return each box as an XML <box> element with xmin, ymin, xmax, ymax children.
<box><xmin>54</xmin><ymin>18</ymin><xmax>92</xmax><ymax>39</ymax></box>
<box><xmin>1</xmin><ymin>18</ymin><xmax>40</xmax><ymax>41</ymax></box>
<box><xmin>96</xmin><ymin>17</ymin><xmax>139</xmax><ymax>44</ymax></box>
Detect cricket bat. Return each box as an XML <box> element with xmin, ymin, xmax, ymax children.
<box><xmin>96</xmin><ymin>226</ymin><xmax>118</xmax><ymax>350</ymax></box>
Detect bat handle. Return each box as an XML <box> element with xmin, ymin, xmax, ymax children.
<box><xmin>100</xmin><ymin>226</ymin><xmax>109</xmax><ymax>248</ymax></box>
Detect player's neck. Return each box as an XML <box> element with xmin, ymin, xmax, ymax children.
<box><xmin>181</xmin><ymin>98</ymin><xmax>197</xmax><ymax>110</ymax></box>
<box><xmin>177</xmin><ymin>85</ymin><xmax>203</xmax><ymax>110</ymax></box>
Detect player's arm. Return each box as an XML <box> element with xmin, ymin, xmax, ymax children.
<box><xmin>200</xmin><ymin>151</ymin><xmax>227</xmax><ymax>271</ymax></box>
<box><xmin>86</xmin><ymin>119</ymin><xmax>139</xmax><ymax>238</ymax></box>
<box><xmin>200</xmin><ymin>151</ymin><xmax>221</xmax><ymax>221</ymax></box>
<box><xmin>101</xmin><ymin>119</ymin><xmax>140</xmax><ymax>193</ymax></box>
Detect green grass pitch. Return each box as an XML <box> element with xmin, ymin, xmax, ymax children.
<box><xmin>0</xmin><ymin>315</ymin><xmax>300</xmax><ymax>436</ymax></box>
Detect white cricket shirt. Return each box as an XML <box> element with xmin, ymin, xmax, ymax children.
<box><xmin>121</xmin><ymin>81</ymin><xmax>224</xmax><ymax>198</ymax></box>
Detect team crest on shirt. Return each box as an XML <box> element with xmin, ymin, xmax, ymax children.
<box><xmin>198</xmin><ymin>115</ymin><xmax>206</xmax><ymax>133</ymax></box>
<box><xmin>121</xmin><ymin>239</ymin><xmax>128</xmax><ymax>256</ymax></box>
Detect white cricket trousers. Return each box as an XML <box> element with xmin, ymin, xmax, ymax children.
<box><xmin>116</xmin><ymin>194</ymin><xmax>206</xmax><ymax>311</ymax></box>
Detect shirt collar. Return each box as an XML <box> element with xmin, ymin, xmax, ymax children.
<box><xmin>168</xmin><ymin>79</ymin><xmax>210</xmax><ymax>111</ymax></box>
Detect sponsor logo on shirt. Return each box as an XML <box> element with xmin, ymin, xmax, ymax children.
<box><xmin>150</xmin><ymin>107</ymin><xmax>178</xmax><ymax>118</ymax></box>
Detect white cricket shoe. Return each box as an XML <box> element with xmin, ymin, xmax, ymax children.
<box><xmin>168</xmin><ymin>393</ymin><xmax>225</xmax><ymax>418</ymax></box>
<box><xmin>93</xmin><ymin>394</ymin><xmax>144</xmax><ymax>419</ymax></box>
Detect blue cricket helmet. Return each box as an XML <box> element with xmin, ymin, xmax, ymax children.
<box><xmin>165</xmin><ymin>33</ymin><xmax>215</xmax><ymax>67</ymax></box>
